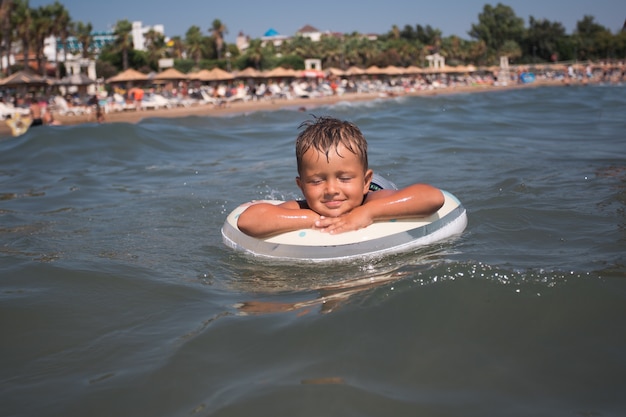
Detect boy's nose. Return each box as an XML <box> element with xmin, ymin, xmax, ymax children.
<box><xmin>325</xmin><ymin>178</ymin><xmax>339</xmax><ymax>194</ymax></box>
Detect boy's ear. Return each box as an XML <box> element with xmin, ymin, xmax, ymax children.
<box><xmin>363</xmin><ymin>169</ymin><xmax>373</xmax><ymax>193</ymax></box>
<box><xmin>295</xmin><ymin>176</ymin><xmax>302</xmax><ymax>190</ymax></box>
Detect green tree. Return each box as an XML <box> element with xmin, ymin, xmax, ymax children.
<box><xmin>342</xmin><ymin>35</ymin><xmax>383</xmax><ymax>68</ymax></box>
<box><xmin>185</xmin><ymin>25</ymin><xmax>203</xmax><ymax>65</ymax></box>
<box><xmin>275</xmin><ymin>54</ymin><xmax>303</xmax><ymax>69</ymax></box>
<box><xmin>74</xmin><ymin>21</ymin><xmax>93</xmax><ymax>58</ymax></box>
<box><xmin>209</xmin><ymin>19</ymin><xmax>227</xmax><ymax>60</ymax></box>
<box><xmin>49</xmin><ymin>1</ymin><xmax>70</xmax><ymax>78</ymax></box>
<box><xmin>95</xmin><ymin>59</ymin><xmax>117</xmax><ymax>81</ymax></box>
<box><xmin>613</xmin><ymin>30</ymin><xmax>626</xmax><ymax>60</ymax></box>
<box><xmin>113</xmin><ymin>19</ymin><xmax>133</xmax><ymax>70</ymax></box>
<box><xmin>144</xmin><ymin>28</ymin><xmax>166</xmax><ymax>68</ymax></box>
<box><xmin>98</xmin><ymin>43</ymin><xmax>148</xmax><ymax>73</ymax></box>
<box><xmin>399</xmin><ymin>24</ymin><xmax>416</xmax><ymax>41</ymax></box>
<box><xmin>318</xmin><ymin>35</ymin><xmax>343</xmax><ymax>68</ymax></box>
<box><xmin>12</xmin><ymin>0</ymin><xmax>32</xmax><ymax>71</ymax></box>
<box><xmin>522</xmin><ymin>16</ymin><xmax>567</xmax><ymax>63</ymax></box>
<box><xmin>383</xmin><ymin>37</ymin><xmax>422</xmax><ymax>67</ymax></box>
<box><xmin>0</xmin><ymin>0</ymin><xmax>16</xmax><ymax>74</ymax></box>
<box><xmin>339</xmin><ymin>35</ymin><xmax>358</xmax><ymax>67</ymax></box>
<box><xmin>416</xmin><ymin>24</ymin><xmax>442</xmax><ymax>50</ymax></box>
<box><xmin>469</xmin><ymin>3</ymin><xmax>525</xmax><ymax>62</ymax></box>
<box><xmin>201</xmin><ymin>35</ymin><xmax>216</xmax><ymax>63</ymax></box>
<box><xmin>167</xmin><ymin>35</ymin><xmax>184</xmax><ymax>59</ymax></box>
<box><xmin>573</xmin><ymin>15</ymin><xmax>612</xmax><ymax>60</ymax></box>
<box><xmin>31</xmin><ymin>5</ymin><xmax>53</xmax><ymax>76</ymax></box>
<box><xmin>467</xmin><ymin>39</ymin><xmax>488</xmax><ymax>66</ymax></box>
<box><xmin>500</xmin><ymin>40</ymin><xmax>522</xmax><ymax>62</ymax></box>
<box><xmin>440</xmin><ymin>35</ymin><xmax>471</xmax><ymax>66</ymax></box>
<box><xmin>240</xmin><ymin>38</ymin><xmax>265</xmax><ymax>70</ymax></box>
<box><xmin>281</xmin><ymin>35</ymin><xmax>319</xmax><ymax>60</ymax></box>
<box><xmin>389</xmin><ymin>24</ymin><xmax>400</xmax><ymax>40</ymax></box>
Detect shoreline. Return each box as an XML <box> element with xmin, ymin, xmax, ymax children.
<box><xmin>1</xmin><ymin>80</ymin><xmax>566</xmax><ymax>138</ymax></box>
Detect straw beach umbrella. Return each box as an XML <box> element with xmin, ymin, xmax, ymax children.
<box><xmin>365</xmin><ymin>65</ymin><xmax>385</xmax><ymax>75</ymax></box>
<box><xmin>380</xmin><ymin>65</ymin><xmax>404</xmax><ymax>75</ymax></box>
<box><xmin>404</xmin><ymin>65</ymin><xmax>424</xmax><ymax>75</ymax></box>
<box><xmin>207</xmin><ymin>67</ymin><xmax>234</xmax><ymax>81</ymax></box>
<box><xmin>154</xmin><ymin>67</ymin><xmax>188</xmax><ymax>81</ymax></box>
<box><xmin>189</xmin><ymin>69</ymin><xmax>213</xmax><ymax>81</ymax></box>
<box><xmin>235</xmin><ymin>67</ymin><xmax>261</xmax><ymax>79</ymax></box>
<box><xmin>262</xmin><ymin>67</ymin><xmax>297</xmax><ymax>78</ymax></box>
<box><xmin>0</xmin><ymin>70</ymin><xmax>52</xmax><ymax>87</ymax></box>
<box><xmin>192</xmin><ymin>68</ymin><xmax>234</xmax><ymax>82</ymax></box>
<box><xmin>326</xmin><ymin>67</ymin><xmax>345</xmax><ymax>77</ymax></box>
<box><xmin>345</xmin><ymin>66</ymin><xmax>365</xmax><ymax>76</ymax></box>
<box><xmin>106</xmin><ymin>68</ymin><xmax>149</xmax><ymax>84</ymax></box>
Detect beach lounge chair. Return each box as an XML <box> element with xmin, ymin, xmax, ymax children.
<box><xmin>199</xmin><ymin>90</ymin><xmax>223</xmax><ymax>106</ymax></box>
<box><xmin>224</xmin><ymin>86</ymin><xmax>251</xmax><ymax>103</ymax></box>
<box><xmin>0</xmin><ymin>102</ymin><xmax>30</xmax><ymax>120</ymax></box>
<box><xmin>141</xmin><ymin>93</ymin><xmax>171</xmax><ymax>110</ymax></box>
<box><xmin>253</xmin><ymin>84</ymin><xmax>267</xmax><ymax>100</ymax></box>
<box><xmin>111</xmin><ymin>94</ymin><xmax>136</xmax><ymax>111</ymax></box>
<box><xmin>52</xmin><ymin>96</ymin><xmax>88</xmax><ymax>116</ymax></box>
<box><xmin>291</xmin><ymin>83</ymin><xmax>311</xmax><ymax>99</ymax></box>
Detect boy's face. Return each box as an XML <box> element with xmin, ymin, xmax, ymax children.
<box><xmin>296</xmin><ymin>144</ymin><xmax>372</xmax><ymax>217</ymax></box>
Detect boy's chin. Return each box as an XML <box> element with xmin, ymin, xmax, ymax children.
<box><xmin>316</xmin><ymin>206</ymin><xmax>352</xmax><ymax>218</ymax></box>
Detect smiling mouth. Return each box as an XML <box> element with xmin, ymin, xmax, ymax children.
<box><xmin>323</xmin><ymin>200</ymin><xmax>343</xmax><ymax>209</ymax></box>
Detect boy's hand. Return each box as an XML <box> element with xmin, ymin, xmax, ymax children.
<box><xmin>313</xmin><ymin>206</ymin><xmax>373</xmax><ymax>234</ymax></box>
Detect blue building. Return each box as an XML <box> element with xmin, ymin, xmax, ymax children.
<box><xmin>56</xmin><ymin>31</ymin><xmax>116</xmax><ymax>55</ymax></box>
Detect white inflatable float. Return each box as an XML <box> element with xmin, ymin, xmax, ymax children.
<box><xmin>222</xmin><ymin>177</ymin><xmax>467</xmax><ymax>262</ymax></box>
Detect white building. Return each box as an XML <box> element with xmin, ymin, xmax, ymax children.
<box><xmin>132</xmin><ymin>21</ymin><xmax>165</xmax><ymax>51</ymax></box>
<box><xmin>260</xmin><ymin>28</ymin><xmax>290</xmax><ymax>49</ymax></box>
<box><xmin>296</xmin><ymin>25</ymin><xmax>322</xmax><ymax>42</ymax></box>
<box><xmin>236</xmin><ymin>31</ymin><xmax>250</xmax><ymax>52</ymax></box>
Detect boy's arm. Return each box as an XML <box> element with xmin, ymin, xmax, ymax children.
<box><xmin>237</xmin><ymin>200</ymin><xmax>320</xmax><ymax>238</ymax></box>
<box><xmin>315</xmin><ymin>184</ymin><xmax>445</xmax><ymax>234</ymax></box>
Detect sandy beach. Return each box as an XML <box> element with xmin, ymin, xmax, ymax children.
<box><xmin>0</xmin><ymin>80</ymin><xmax>563</xmax><ymax>138</ymax></box>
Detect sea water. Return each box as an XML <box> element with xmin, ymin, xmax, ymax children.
<box><xmin>1</xmin><ymin>85</ymin><xmax>625</xmax><ymax>417</ymax></box>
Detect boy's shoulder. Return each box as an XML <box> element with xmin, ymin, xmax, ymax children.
<box><xmin>277</xmin><ymin>199</ymin><xmax>307</xmax><ymax>210</ymax></box>
<box><xmin>364</xmin><ymin>189</ymin><xmax>395</xmax><ymax>203</ymax></box>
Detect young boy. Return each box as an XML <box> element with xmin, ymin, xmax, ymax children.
<box><xmin>237</xmin><ymin>116</ymin><xmax>444</xmax><ymax>238</ymax></box>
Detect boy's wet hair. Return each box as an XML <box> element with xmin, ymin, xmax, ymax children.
<box><xmin>295</xmin><ymin>116</ymin><xmax>368</xmax><ymax>174</ymax></box>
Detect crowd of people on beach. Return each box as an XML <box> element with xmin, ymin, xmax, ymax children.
<box><xmin>102</xmin><ymin>63</ymin><xmax>623</xmax><ymax>112</ymax></box>
<box><xmin>1</xmin><ymin>61</ymin><xmax>623</xmax><ymax>131</ymax></box>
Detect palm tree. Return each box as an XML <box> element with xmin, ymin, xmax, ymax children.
<box><xmin>185</xmin><ymin>25</ymin><xmax>203</xmax><ymax>65</ymax></box>
<box><xmin>242</xmin><ymin>38</ymin><xmax>264</xmax><ymax>70</ymax></box>
<box><xmin>113</xmin><ymin>19</ymin><xmax>133</xmax><ymax>70</ymax></box>
<box><xmin>31</xmin><ymin>5</ymin><xmax>53</xmax><ymax>76</ymax></box>
<box><xmin>0</xmin><ymin>0</ymin><xmax>16</xmax><ymax>74</ymax></box>
<box><xmin>12</xmin><ymin>0</ymin><xmax>32</xmax><ymax>71</ymax></box>
<box><xmin>167</xmin><ymin>35</ymin><xmax>184</xmax><ymax>59</ymax></box>
<box><xmin>390</xmin><ymin>24</ymin><xmax>400</xmax><ymax>40</ymax></box>
<box><xmin>144</xmin><ymin>28</ymin><xmax>165</xmax><ymax>67</ymax></box>
<box><xmin>282</xmin><ymin>35</ymin><xmax>318</xmax><ymax>59</ymax></box>
<box><xmin>318</xmin><ymin>36</ymin><xmax>343</xmax><ymax>68</ymax></box>
<box><xmin>356</xmin><ymin>37</ymin><xmax>381</xmax><ymax>67</ymax></box>
<box><xmin>467</xmin><ymin>40</ymin><xmax>488</xmax><ymax>66</ymax></box>
<box><xmin>74</xmin><ymin>21</ymin><xmax>92</xmax><ymax>58</ymax></box>
<box><xmin>49</xmin><ymin>1</ymin><xmax>71</xmax><ymax>78</ymax></box>
<box><xmin>209</xmin><ymin>19</ymin><xmax>227</xmax><ymax>60</ymax></box>
<box><xmin>386</xmin><ymin>38</ymin><xmax>421</xmax><ymax>67</ymax></box>
<box><xmin>342</xmin><ymin>35</ymin><xmax>363</xmax><ymax>68</ymax></box>
<box><xmin>441</xmin><ymin>35</ymin><xmax>469</xmax><ymax>65</ymax></box>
